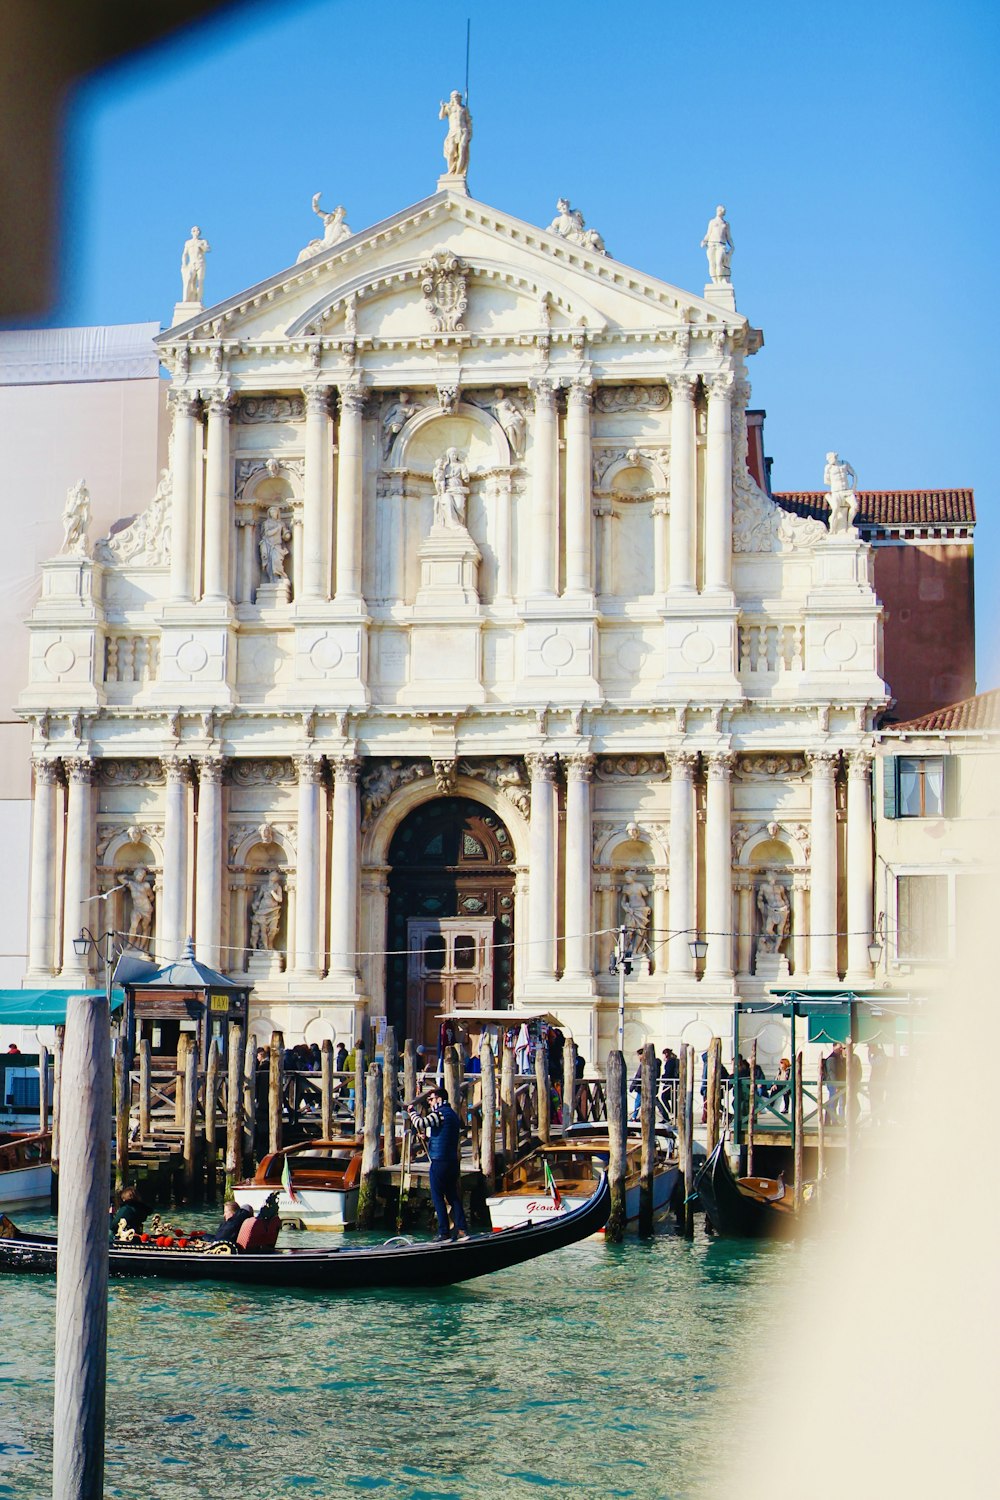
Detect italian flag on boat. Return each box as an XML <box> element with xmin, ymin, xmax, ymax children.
<box><xmin>281</xmin><ymin>1155</ymin><xmax>296</xmax><ymax>1202</ymax></box>
<box><xmin>543</xmin><ymin>1159</ymin><xmax>564</xmax><ymax>1210</ymax></box>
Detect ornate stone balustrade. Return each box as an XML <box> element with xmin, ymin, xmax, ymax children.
<box><xmin>104</xmin><ymin>633</ymin><xmax>160</xmax><ymax>685</ymax></box>
<box><xmin>738</xmin><ymin>619</ymin><xmax>804</xmax><ymax>674</ymax></box>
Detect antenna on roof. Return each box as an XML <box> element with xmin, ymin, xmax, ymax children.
<box><xmin>464</xmin><ymin>18</ymin><xmax>471</xmax><ymax>105</ymax></box>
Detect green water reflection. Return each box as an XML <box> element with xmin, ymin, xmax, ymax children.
<box><xmin>0</xmin><ymin>1211</ymin><xmax>798</xmax><ymax>1499</ymax></box>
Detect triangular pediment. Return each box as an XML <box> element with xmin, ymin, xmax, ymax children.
<box><xmin>157</xmin><ymin>188</ymin><xmax>750</xmax><ymax>352</ymax></box>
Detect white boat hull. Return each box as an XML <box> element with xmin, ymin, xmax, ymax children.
<box><xmin>487</xmin><ymin>1166</ymin><xmax>680</xmax><ymax>1232</ymax></box>
<box><xmin>233</xmin><ymin>1183</ymin><xmax>360</xmax><ymax>1231</ymax></box>
<box><xmin>0</xmin><ymin>1162</ymin><xmax>52</xmax><ymax>1212</ymax></box>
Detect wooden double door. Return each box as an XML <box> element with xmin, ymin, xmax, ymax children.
<box><xmin>386</xmin><ymin>796</ymin><xmax>515</xmax><ymax>1040</ymax></box>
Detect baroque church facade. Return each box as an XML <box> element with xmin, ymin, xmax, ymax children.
<box><xmin>18</xmin><ymin>124</ymin><xmax>887</xmax><ymax>1065</ymax></box>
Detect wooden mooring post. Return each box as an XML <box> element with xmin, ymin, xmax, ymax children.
<box><xmin>226</xmin><ymin>1023</ymin><xmax>244</xmax><ymax>1194</ymax></box>
<box><xmin>534</xmin><ymin>1041</ymin><xmax>550</xmax><ymax>1145</ymax></box>
<box><xmin>563</xmin><ymin>1038</ymin><xmax>577</xmax><ymax>1132</ymax></box>
<box><xmin>269</xmin><ymin>1032</ymin><xmax>284</xmax><ymax>1155</ymax></box>
<box><xmin>138</xmin><ymin>1038</ymin><xmax>151</xmax><ymax>1144</ymax></box>
<box><xmin>705</xmin><ymin>1036</ymin><xmax>722</xmax><ymax>1157</ymax></box>
<box><xmin>479</xmin><ymin>1039</ymin><xmax>496</xmax><ymax>1189</ymax></box>
<box><xmin>500</xmin><ymin>1039</ymin><xmax>517</xmax><ymax>1160</ymax></box>
<box><xmin>747</xmin><ymin>1038</ymin><xmax>758</xmax><ymax>1177</ymax></box>
<box><xmin>50</xmin><ymin>1024</ymin><xmax>64</xmax><ymax>1212</ymax></box>
<box><xmin>204</xmin><ymin>1040</ymin><xmax>220</xmax><ymax>1203</ymax></box>
<box><xmin>174</xmin><ymin>1034</ymin><xmax>187</xmax><ymax>1129</ymax></box>
<box><xmin>679</xmin><ymin>1043</ymin><xmax>695</xmax><ymax>1239</ymax></box>
<box><xmin>114</xmin><ymin>1043</ymin><xmax>129</xmax><ymax>1197</ymax></box>
<box><xmin>383</xmin><ymin>1026</ymin><xmax>398</xmax><ymax>1166</ymax></box>
<box><xmin>357</xmin><ymin>1062</ymin><xmax>383</xmax><ymax>1229</ymax></box>
<box><xmin>183</xmin><ymin>1040</ymin><xmax>198</xmax><ymax>1202</ymax></box>
<box><xmin>354</xmin><ymin>1044</ymin><xmax>366</xmax><ymax>1133</ymax></box>
<box><xmin>444</xmin><ymin>1043</ymin><xmax>461</xmax><ymax>1117</ymax></box>
<box><xmin>242</xmin><ymin>1035</ymin><xmax>256</xmax><ymax>1170</ymax></box>
<box><xmin>403</xmin><ymin>1038</ymin><xmax>417</xmax><ymax>1107</ymax></box>
<box><xmin>38</xmin><ymin>1042</ymin><xmax>50</xmax><ymax>1134</ymax></box>
<box><xmin>638</xmin><ymin>1042</ymin><xmax>656</xmax><ymax>1235</ymax></box>
<box><xmin>606</xmin><ymin>1049</ymin><xmax>627</xmax><ymax>1242</ymax></box>
<box><xmin>320</xmin><ymin>1039</ymin><xmax>334</xmax><ymax>1140</ymax></box>
<box><xmin>52</xmin><ymin>993</ymin><xmax>111</xmax><ymax>1500</ymax></box>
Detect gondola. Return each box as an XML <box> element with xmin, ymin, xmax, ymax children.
<box><xmin>0</xmin><ymin>1173</ymin><xmax>609</xmax><ymax>1291</ymax></box>
<box><xmin>693</xmin><ymin>1140</ymin><xmax>795</xmax><ymax>1238</ymax></box>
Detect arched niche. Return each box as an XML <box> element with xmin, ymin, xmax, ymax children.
<box><xmin>238</xmin><ymin>465</ymin><xmax>299</xmax><ymax>607</ymax></box>
<box><xmin>391</xmin><ymin>402</ymin><xmax>509</xmax><ymax>471</ymax></box>
<box><xmin>108</xmin><ymin>841</ymin><xmax>159</xmax><ymax>955</ymax></box>
<box><xmin>610</xmin><ymin>466</ymin><xmax>656</xmax><ymax>597</ymax></box>
<box><xmin>744</xmin><ymin>836</ymin><xmax>795</xmax><ymax>869</ymax></box>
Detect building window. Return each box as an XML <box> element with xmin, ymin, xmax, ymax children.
<box><xmin>896</xmin><ymin>874</ymin><xmax>948</xmax><ymax>961</ymax></box>
<box><xmin>897</xmin><ymin>756</ymin><xmax>945</xmax><ymax>817</ymax></box>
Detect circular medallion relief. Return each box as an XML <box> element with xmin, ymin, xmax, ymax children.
<box><xmin>176</xmin><ymin>640</ymin><xmax>209</xmax><ymax>675</ymax></box>
<box><xmin>309</xmin><ymin>635</ymin><xmax>343</xmax><ymax>672</ymax></box>
<box><xmin>680</xmin><ymin>630</ymin><xmax>715</xmax><ymax>667</ymax></box>
<box><xmin>616</xmin><ymin>636</ymin><xmax>647</xmax><ymax>673</ymax></box>
<box><xmin>823</xmin><ymin>626</ymin><xmax>858</xmax><ymax>664</ymax></box>
<box><xmin>754</xmin><ymin>1023</ymin><xmax>786</xmax><ymax>1057</ymax></box>
<box><xmin>44</xmin><ymin>641</ymin><xmax>76</xmax><ymax>676</ymax></box>
<box><xmin>540</xmin><ymin>633</ymin><xmax>574</xmax><ymax>670</ymax></box>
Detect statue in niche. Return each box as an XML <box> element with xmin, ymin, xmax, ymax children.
<box><xmin>620</xmin><ymin>869</ymin><xmax>651</xmax><ymax>954</ymax></box>
<box><xmin>382</xmin><ymin>392</ymin><xmax>419</xmax><ymax>459</ymax></box>
<box><xmin>493</xmin><ymin>389</ymin><xmax>525</xmax><ymax>458</ymax></box>
<box><xmin>123</xmin><ymin>866</ymin><xmax>155</xmax><ymax>950</ymax></box>
<box><xmin>547</xmin><ymin>199</ymin><xmax>606</xmax><ymax>254</ymax></box>
<box><xmin>432</xmin><ymin>447</ymin><xmax>470</xmax><ymax>528</ymax></box>
<box><xmin>180</xmin><ymin>226</ymin><xmax>210</xmax><ymax>302</ymax></box>
<box><xmin>258</xmin><ymin>505</ymin><xmax>291</xmax><ymax>582</ymax></box>
<box><xmin>701</xmin><ymin>205</ymin><xmax>734</xmax><ymax>285</ymax></box>
<box><xmin>343</xmin><ymin>292</ymin><xmax>358</xmax><ymax>337</ymax></box>
<box><xmin>296</xmin><ymin>193</ymin><xmax>352</xmax><ymax>263</ymax></box>
<box><xmin>61</xmin><ymin>478</ymin><xmax>91</xmax><ymax>556</ymax></box>
<box><xmin>249</xmin><ymin>870</ymin><xmax>284</xmax><ymax>951</ymax></box>
<box><xmin>756</xmin><ymin>869</ymin><xmax>790</xmax><ymax>954</ymax></box>
<box><xmin>823</xmin><ymin>452</ymin><xmax>860</xmax><ymax>535</ymax></box>
<box><xmin>439</xmin><ymin>90</ymin><xmax>472</xmax><ymax>176</ymax></box>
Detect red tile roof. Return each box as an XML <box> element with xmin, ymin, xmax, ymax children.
<box><xmin>888</xmin><ymin>688</ymin><xmax>1000</xmax><ymax>733</ymax></box>
<box><xmin>774</xmin><ymin>489</ymin><xmax>975</xmax><ymax>529</ymax></box>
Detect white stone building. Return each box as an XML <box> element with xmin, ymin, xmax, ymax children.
<box><xmin>17</xmin><ymin>153</ymin><xmax>889</xmax><ymax>1066</ymax></box>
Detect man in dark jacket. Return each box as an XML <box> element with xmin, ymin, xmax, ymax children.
<box><xmin>408</xmin><ymin>1087</ymin><xmax>468</xmax><ymax>1241</ymax></box>
<box><xmin>212</xmin><ymin>1200</ymin><xmax>254</xmax><ymax>1245</ymax></box>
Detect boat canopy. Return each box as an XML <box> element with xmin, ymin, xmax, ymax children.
<box><xmin>435</xmin><ymin>1009</ymin><xmax>566</xmax><ymax>1028</ymax></box>
<box><xmin>0</xmin><ymin>989</ymin><xmax>124</xmax><ymax>1026</ymax></box>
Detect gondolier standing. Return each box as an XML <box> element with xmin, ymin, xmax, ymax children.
<box><xmin>408</xmin><ymin>1088</ymin><xmax>469</xmax><ymax>1242</ymax></box>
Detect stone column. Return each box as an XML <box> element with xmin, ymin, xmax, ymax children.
<box><xmin>564</xmin><ymin>379</ymin><xmax>593</xmax><ymax>597</ymax></box>
<box><xmin>792</xmin><ymin>875</ymin><xmax>808</xmax><ymax>977</ymax></box>
<box><xmin>335</xmin><ymin>385</ymin><xmax>368</xmax><ymax>603</ymax></box>
<box><xmin>529</xmin><ymin>380</ymin><xmax>557</xmax><ymax>596</ymax></box>
<box><xmin>704</xmin><ymin>372</ymin><xmax>735</xmax><ymax>593</ymax></box>
<box><xmin>668</xmin><ymin>752</ymin><xmax>697</xmax><ymax>976</ymax></box>
<box><xmin>563</xmin><ymin>754</ymin><xmax>595</xmax><ymax>980</ymax></box>
<box><xmin>668</xmin><ymin>375</ymin><xmax>697</xmax><ymax>593</ymax></box>
<box><xmin>736</xmin><ymin>877</ymin><xmax>753</xmax><ymax>977</ymax></box>
<box><xmin>652</xmin><ymin>497</ymin><xmax>668</xmax><ymax>597</ymax></box>
<box><xmin>195</xmin><ymin>757</ymin><xmax>223</xmax><ymax>968</ymax></box>
<box><xmin>846</xmin><ymin>752</ymin><xmax>874</xmax><ymax>979</ymax></box>
<box><xmin>60</xmin><ymin>759</ymin><xmax>93</xmax><ymax>979</ymax></box>
<box><xmin>161</xmin><ymin>758</ymin><xmax>191</xmax><ymax>961</ymax></box>
<box><xmin>28</xmin><ymin>759</ymin><xmax>61</xmax><ymax>976</ymax></box>
<box><xmin>494</xmin><ymin>475</ymin><xmax>513</xmax><ymax>603</ymax></box>
<box><xmin>329</xmin><ymin>756</ymin><xmax>360</xmax><ymax>978</ymax></box>
<box><xmin>809</xmin><ymin>752</ymin><xmax>839</xmax><ymax>981</ymax></box>
<box><xmin>704</xmin><ymin>752</ymin><xmax>734</xmax><ymax>979</ymax></box>
<box><xmin>295</xmin><ymin>755</ymin><xmax>325</xmax><ymax>977</ymax></box>
<box><xmin>203</xmin><ymin>390</ymin><xmax>232</xmax><ymax>602</ymax></box>
<box><xmin>525</xmin><ymin>752</ymin><xmax>558</xmax><ymax>980</ymax></box>
<box><xmin>594</xmin><ymin>498</ymin><xmax>614</xmax><ymax>597</ymax></box>
<box><xmin>302</xmin><ymin>385</ymin><xmax>331</xmax><ymax>602</ymax></box>
<box><xmin>168</xmin><ymin>392</ymin><xmax>200</xmax><ymax>603</ymax></box>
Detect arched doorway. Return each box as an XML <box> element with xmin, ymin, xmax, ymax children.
<box><xmin>386</xmin><ymin>797</ymin><xmax>515</xmax><ymax>1044</ymax></box>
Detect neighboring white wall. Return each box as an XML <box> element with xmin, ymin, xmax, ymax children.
<box><xmin>0</xmin><ymin>324</ymin><xmax>168</xmax><ymax>983</ymax></box>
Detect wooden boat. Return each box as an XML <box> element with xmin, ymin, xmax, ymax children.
<box><xmin>486</xmin><ymin>1136</ymin><xmax>682</xmax><ymax>1231</ymax></box>
<box><xmin>0</xmin><ymin>1173</ymin><xmax>610</xmax><ymax>1290</ymax></box>
<box><xmin>693</xmin><ymin>1139</ymin><xmax>796</xmax><ymax>1238</ymax></box>
<box><xmin>0</xmin><ymin>1131</ymin><xmax>51</xmax><ymax>1211</ymax></box>
<box><xmin>233</xmin><ymin>1137</ymin><xmax>364</xmax><ymax>1230</ymax></box>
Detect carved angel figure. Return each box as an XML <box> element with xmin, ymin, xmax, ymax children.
<box><xmin>61</xmin><ymin>479</ymin><xmax>91</xmax><ymax>556</ymax></box>
<box><xmin>382</xmin><ymin>392</ymin><xmax>419</xmax><ymax>459</ymax></box>
<box><xmin>296</xmin><ymin>194</ymin><xmax>352</xmax><ymax>262</ymax></box>
<box><xmin>823</xmin><ymin>452</ymin><xmax>860</xmax><ymax>535</ymax></box>
<box><xmin>546</xmin><ymin>199</ymin><xmax>607</xmax><ymax>254</ymax></box>
<box><xmin>439</xmin><ymin>90</ymin><xmax>472</xmax><ymax>176</ymax></box>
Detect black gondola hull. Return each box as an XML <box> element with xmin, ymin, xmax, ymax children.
<box><xmin>0</xmin><ymin>1173</ymin><xmax>610</xmax><ymax>1290</ymax></box>
<box><xmin>693</xmin><ymin>1142</ymin><xmax>791</xmax><ymax>1239</ymax></box>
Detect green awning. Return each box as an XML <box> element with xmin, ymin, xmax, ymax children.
<box><xmin>0</xmin><ymin>989</ymin><xmax>124</xmax><ymax>1026</ymax></box>
<box><xmin>806</xmin><ymin>1009</ymin><xmax>851</xmax><ymax>1045</ymax></box>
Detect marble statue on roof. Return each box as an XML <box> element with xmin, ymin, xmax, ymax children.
<box><xmin>701</xmin><ymin>206</ymin><xmax>734</xmax><ymax>285</ymax></box>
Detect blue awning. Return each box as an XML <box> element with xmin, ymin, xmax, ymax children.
<box><xmin>0</xmin><ymin>989</ymin><xmax>125</xmax><ymax>1026</ymax></box>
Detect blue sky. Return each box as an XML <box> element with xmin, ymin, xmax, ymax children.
<box><xmin>56</xmin><ymin>0</ymin><xmax>998</xmax><ymax>681</ymax></box>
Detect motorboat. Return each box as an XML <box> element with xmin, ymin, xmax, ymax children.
<box><xmin>486</xmin><ymin>1134</ymin><xmax>684</xmax><ymax>1231</ymax></box>
<box><xmin>0</xmin><ymin>1131</ymin><xmax>51</xmax><ymax>1211</ymax></box>
<box><xmin>233</xmin><ymin>1137</ymin><xmax>364</xmax><ymax>1230</ymax></box>
<box><xmin>0</xmin><ymin>1174</ymin><xmax>611</xmax><ymax>1290</ymax></box>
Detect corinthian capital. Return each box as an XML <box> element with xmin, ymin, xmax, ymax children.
<box><xmin>338</xmin><ymin>384</ymin><xmax>369</xmax><ymax>417</ymax></box>
<box><xmin>168</xmin><ymin>390</ymin><xmax>201</xmax><ymax>421</ymax></box>
<box><xmin>529</xmin><ymin>378</ymin><xmax>556</xmax><ymax>413</ymax></box>
<box><xmin>198</xmin><ymin>755</ymin><xmax>224</xmax><ymax>786</ymax></box>
<box><xmin>706</xmin><ymin>371</ymin><xmax>736</xmax><ymax>402</ymax></box>
<box><xmin>706</xmin><ymin>751</ymin><xmax>734</xmax><ymax>779</ymax></box>
<box><xmin>303</xmin><ymin>384</ymin><xmax>332</xmax><ymax>417</ymax></box>
<box><xmin>671</xmin><ymin>750</ymin><xmax>698</xmax><ymax>778</ymax></box>
<box><xmin>847</xmin><ymin>750</ymin><xmax>872</xmax><ymax>782</ymax></box>
<box><xmin>295</xmin><ymin>754</ymin><xmax>325</xmax><ymax>785</ymax></box>
<box><xmin>525</xmin><ymin>751</ymin><xmax>558</xmax><ymax>784</ymax></box>
<box><xmin>331</xmin><ymin>755</ymin><xmax>361</xmax><ymax>785</ymax></box>
<box><xmin>566</xmin><ymin>378</ymin><xmax>593</xmax><ymax>412</ymax></box>
<box><xmin>564</xmin><ymin>753</ymin><xmax>595</xmax><ymax>782</ymax></box>
<box><xmin>206</xmin><ymin>388</ymin><xmax>233</xmax><ymax>421</ymax></box>
<box><xmin>64</xmin><ymin>757</ymin><xmax>93</xmax><ymax>785</ymax></box>
<box><xmin>162</xmin><ymin>755</ymin><xmax>192</xmax><ymax>786</ymax></box>
<box><xmin>667</xmin><ymin>373</ymin><xmax>698</xmax><ymax>403</ymax></box>
<box><xmin>32</xmin><ymin>758</ymin><xmax>61</xmax><ymax>787</ymax></box>
<box><xmin>809</xmin><ymin>751</ymin><xmax>839</xmax><ymax>781</ymax></box>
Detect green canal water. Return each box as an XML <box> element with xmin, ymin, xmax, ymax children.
<box><xmin>0</xmin><ymin>1212</ymin><xmax>800</xmax><ymax>1500</ymax></box>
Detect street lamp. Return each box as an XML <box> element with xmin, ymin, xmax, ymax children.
<box><xmin>867</xmin><ymin>913</ymin><xmax>886</xmax><ymax>970</ymax></box>
<box><xmin>689</xmin><ymin>934</ymin><xmax>708</xmax><ymax>963</ymax></box>
<box><xmin>610</xmin><ymin>927</ymin><xmax>711</xmax><ymax>1052</ymax></box>
<box><xmin>74</xmin><ymin>927</ymin><xmax>118</xmax><ymax>1005</ymax></box>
